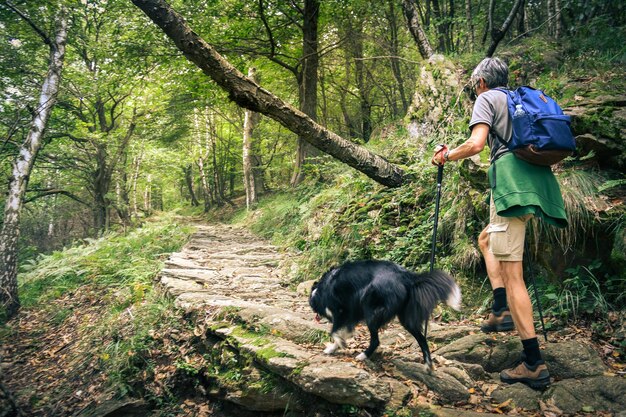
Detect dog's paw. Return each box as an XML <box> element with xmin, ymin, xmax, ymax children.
<box><xmin>425</xmin><ymin>362</ymin><xmax>435</xmax><ymax>374</ymax></box>
<box><xmin>323</xmin><ymin>344</ymin><xmax>338</xmax><ymax>355</ymax></box>
<box><xmin>355</xmin><ymin>352</ymin><xmax>368</xmax><ymax>361</ymax></box>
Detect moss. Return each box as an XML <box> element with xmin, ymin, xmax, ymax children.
<box><xmin>213</xmin><ymin>306</ymin><xmax>242</xmax><ymax>322</ymax></box>
<box><xmin>289</xmin><ymin>362</ymin><xmax>308</xmax><ymax>378</ymax></box>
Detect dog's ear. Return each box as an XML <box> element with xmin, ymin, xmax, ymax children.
<box><xmin>322</xmin><ymin>266</ymin><xmax>339</xmax><ymax>280</ymax></box>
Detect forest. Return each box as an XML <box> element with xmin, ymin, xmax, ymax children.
<box><xmin>0</xmin><ymin>0</ymin><xmax>624</xmax><ymax>415</ymax></box>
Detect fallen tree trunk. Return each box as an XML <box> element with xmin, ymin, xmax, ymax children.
<box><xmin>130</xmin><ymin>0</ymin><xmax>405</xmax><ymax>187</ymax></box>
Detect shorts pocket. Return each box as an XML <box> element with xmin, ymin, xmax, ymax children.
<box><xmin>487</xmin><ymin>223</ymin><xmax>510</xmax><ymax>256</ymax></box>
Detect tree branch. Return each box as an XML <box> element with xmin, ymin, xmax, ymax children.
<box><xmin>4</xmin><ymin>0</ymin><xmax>51</xmax><ymax>45</ymax></box>
<box><xmin>486</xmin><ymin>0</ymin><xmax>525</xmax><ymax>57</ymax></box>
<box><xmin>24</xmin><ymin>189</ymin><xmax>89</xmax><ymax>205</ymax></box>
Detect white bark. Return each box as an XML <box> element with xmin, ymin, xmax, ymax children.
<box><xmin>0</xmin><ymin>10</ymin><xmax>68</xmax><ymax>317</ymax></box>
<box><xmin>243</xmin><ymin>67</ymin><xmax>260</xmax><ymax>209</ymax></box>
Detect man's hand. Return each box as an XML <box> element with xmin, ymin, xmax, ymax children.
<box><xmin>431</xmin><ymin>144</ymin><xmax>448</xmax><ymax>166</ymax></box>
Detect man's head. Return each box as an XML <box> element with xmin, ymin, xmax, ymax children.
<box><xmin>471</xmin><ymin>57</ymin><xmax>509</xmax><ymax>91</ymax></box>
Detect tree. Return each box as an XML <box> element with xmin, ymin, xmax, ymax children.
<box><xmin>290</xmin><ymin>0</ymin><xmax>320</xmax><ymax>186</ymax></box>
<box><xmin>0</xmin><ymin>3</ymin><xmax>68</xmax><ymax>318</ymax></box>
<box><xmin>243</xmin><ymin>67</ymin><xmax>262</xmax><ymax>209</ymax></box>
<box><xmin>130</xmin><ymin>0</ymin><xmax>405</xmax><ymax>188</ymax></box>
<box><xmin>402</xmin><ymin>0</ymin><xmax>435</xmax><ymax>59</ymax></box>
<box><xmin>486</xmin><ymin>0</ymin><xmax>525</xmax><ymax>57</ymax></box>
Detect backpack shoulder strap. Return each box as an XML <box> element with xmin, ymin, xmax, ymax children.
<box><xmin>487</xmin><ymin>88</ymin><xmax>513</xmax><ymax>162</ymax></box>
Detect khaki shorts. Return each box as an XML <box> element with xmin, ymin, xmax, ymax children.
<box><xmin>487</xmin><ymin>196</ymin><xmax>532</xmax><ymax>261</ymax></box>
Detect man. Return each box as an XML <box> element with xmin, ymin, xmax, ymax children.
<box><xmin>431</xmin><ymin>57</ymin><xmax>567</xmax><ymax>390</ymax></box>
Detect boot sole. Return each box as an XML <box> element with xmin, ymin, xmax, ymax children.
<box><xmin>500</xmin><ymin>374</ymin><xmax>551</xmax><ymax>390</ymax></box>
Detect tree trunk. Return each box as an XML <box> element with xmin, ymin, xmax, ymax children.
<box><xmin>92</xmin><ymin>143</ymin><xmax>110</xmax><ymax>232</ymax></box>
<box><xmin>243</xmin><ymin>68</ymin><xmax>261</xmax><ymax>209</ymax></box>
<box><xmin>291</xmin><ymin>0</ymin><xmax>320</xmax><ymax>186</ymax></box>
<box><xmin>144</xmin><ymin>174</ymin><xmax>152</xmax><ymax>214</ymax></box>
<box><xmin>0</xmin><ymin>10</ymin><xmax>67</xmax><ymax>318</ymax></box>
<box><xmin>387</xmin><ymin>0</ymin><xmax>409</xmax><ymax>116</ymax></box>
<box><xmin>402</xmin><ymin>0</ymin><xmax>435</xmax><ymax>59</ymax></box>
<box><xmin>484</xmin><ymin>0</ymin><xmax>495</xmax><ymax>46</ymax></box>
<box><xmin>131</xmin><ymin>150</ymin><xmax>143</xmax><ymax>218</ymax></box>
<box><xmin>184</xmin><ymin>165</ymin><xmax>199</xmax><ymax>206</ymax></box>
<box><xmin>547</xmin><ymin>0</ymin><xmax>554</xmax><ymax>36</ymax></box>
<box><xmin>554</xmin><ymin>0</ymin><xmax>562</xmax><ymax>39</ymax></box>
<box><xmin>517</xmin><ymin>3</ymin><xmax>526</xmax><ymax>36</ymax></box>
<box><xmin>193</xmin><ymin>108</ymin><xmax>212</xmax><ymax>212</ymax></box>
<box><xmin>131</xmin><ymin>0</ymin><xmax>405</xmax><ymax>188</ymax></box>
<box><xmin>486</xmin><ymin>0</ymin><xmax>525</xmax><ymax>57</ymax></box>
<box><xmin>343</xmin><ymin>18</ymin><xmax>372</xmax><ymax>141</ymax></box>
<box><xmin>466</xmin><ymin>0</ymin><xmax>475</xmax><ymax>51</ymax></box>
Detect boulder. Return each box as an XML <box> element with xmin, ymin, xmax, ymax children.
<box><xmin>544</xmin><ymin>375</ymin><xmax>626</xmax><ymax>414</ymax></box>
<box><xmin>542</xmin><ymin>340</ymin><xmax>606</xmax><ymax>378</ymax></box>
<box><xmin>391</xmin><ymin>359</ymin><xmax>472</xmax><ymax>403</ymax></box>
<box><xmin>434</xmin><ymin>334</ymin><xmax>520</xmax><ymax>372</ymax></box>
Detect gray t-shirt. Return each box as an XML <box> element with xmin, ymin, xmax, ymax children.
<box><xmin>469</xmin><ymin>89</ymin><xmax>512</xmax><ymax>162</ymax></box>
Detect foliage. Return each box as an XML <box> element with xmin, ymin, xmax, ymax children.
<box><xmin>538</xmin><ymin>259</ymin><xmax>625</xmax><ymax>322</ymax></box>
<box><xmin>17</xmin><ymin>214</ymin><xmax>192</xmax><ymax>309</ymax></box>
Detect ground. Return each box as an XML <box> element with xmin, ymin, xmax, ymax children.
<box><xmin>1</xmin><ymin>221</ymin><xmax>624</xmax><ymax>416</ymax></box>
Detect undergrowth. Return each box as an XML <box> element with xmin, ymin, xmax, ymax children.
<box><xmin>2</xmin><ymin>213</ymin><xmax>194</xmax><ymax>400</ymax></box>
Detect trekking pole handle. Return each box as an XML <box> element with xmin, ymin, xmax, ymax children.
<box><xmin>432</xmin><ymin>144</ymin><xmax>449</xmax><ymax>166</ymax></box>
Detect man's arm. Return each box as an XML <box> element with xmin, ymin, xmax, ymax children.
<box><xmin>432</xmin><ymin>123</ymin><xmax>490</xmax><ymax>165</ymax></box>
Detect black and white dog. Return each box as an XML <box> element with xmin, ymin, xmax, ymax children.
<box><xmin>309</xmin><ymin>260</ymin><xmax>461</xmax><ymax>369</ymax></box>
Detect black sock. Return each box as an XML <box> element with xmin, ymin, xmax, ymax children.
<box><xmin>492</xmin><ymin>287</ymin><xmax>507</xmax><ymax>312</ymax></box>
<box><xmin>522</xmin><ymin>337</ymin><xmax>542</xmax><ymax>366</ymax></box>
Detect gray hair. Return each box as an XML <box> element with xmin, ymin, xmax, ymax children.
<box><xmin>471</xmin><ymin>57</ymin><xmax>509</xmax><ymax>88</ymax></box>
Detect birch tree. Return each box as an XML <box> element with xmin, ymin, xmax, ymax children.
<box><xmin>243</xmin><ymin>68</ymin><xmax>261</xmax><ymax>209</ymax></box>
<box><xmin>0</xmin><ymin>4</ymin><xmax>68</xmax><ymax>318</ymax></box>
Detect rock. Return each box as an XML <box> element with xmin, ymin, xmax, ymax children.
<box><xmin>429</xmin><ymin>324</ymin><xmax>475</xmax><ymax>344</ymax></box>
<box><xmin>213</xmin><ymin>325</ymin><xmax>391</xmax><ymax>407</ymax></box>
<box><xmin>296</xmin><ymin>280</ymin><xmax>316</xmax><ymax>296</ymax></box>
<box><xmin>382</xmin><ymin>377</ymin><xmax>412</xmax><ymax>409</ymax></box>
<box><xmin>490</xmin><ymin>383</ymin><xmax>541</xmax><ymax>410</ymax></box>
<box><xmin>435</xmin><ymin>334</ymin><xmax>520</xmax><ymax>372</ymax></box>
<box><xmin>564</xmin><ymin>95</ymin><xmax>626</xmax><ymax>170</ymax></box>
<box><xmin>542</xmin><ymin>340</ymin><xmax>606</xmax><ymax>378</ymax></box>
<box><xmin>391</xmin><ymin>359</ymin><xmax>472</xmax><ymax>402</ymax></box>
<box><xmin>221</xmin><ymin>366</ymin><xmax>303</xmax><ymax>412</ymax></box>
<box><xmin>76</xmin><ymin>399</ymin><xmax>150</xmax><ymax>417</ymax></box>
<box><xmin>544</xmin><ymin>375</ymin><xmax>626</xmax><ymax>414</ymax></box>
<box><xmin>406</xmin><ymin>57</ymin><xmax>470</xmax><ymax>142</ymax></box>
<box><xmin>296</xmin><ymin>361</ymin><xmax>391</xmax><ymax>406</ymax></box>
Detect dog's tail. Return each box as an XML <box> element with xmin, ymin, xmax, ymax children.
<box><xmin>408</xmin><ymin>269</ymin><xmax>461</xmax><ymax>323</ymax></box>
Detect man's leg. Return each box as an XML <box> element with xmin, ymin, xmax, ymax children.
<box><xmin>501</xmin><ymin>260</ymin><xmax>535</xmax><ymax>339</ymax></box>
<box><xmin>479</xmin><ymin>222</ymin><xmax>513</xmax><ymax>332</ymax></box>
<box><xmin>479</xmin><ymin>226</ymin><xmax>504</xmax><ymax>290</ymax></box>
<box><xmin>500</xmin><ymin>259</ymin><xmax>550</xmax><ymax>388</ymax></box>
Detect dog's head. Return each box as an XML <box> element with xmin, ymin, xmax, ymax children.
<box><xmin>309</xmin><ymin>267</ymin><xmax>338</xmax><ymax>323</ymax></box>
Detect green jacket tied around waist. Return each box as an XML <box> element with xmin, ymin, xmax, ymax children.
<box><xmin>488</xmin><ymin>153</ymin><xmax>568</xmax><ymax>228</ymax></box>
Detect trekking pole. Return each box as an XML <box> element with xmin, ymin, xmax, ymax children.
<box><xmin>525</xmin><ymin>239</ymin><xmax>548</xmax><ymax>342</ymax></box>
<box><xmin>425</xmin><ymin>145</ymin><xmax>446</xmax><ymax>337</ymax></box>
<box><xmin>430</xmin><ymin>163</ymin><xmax>444</xmax><ymax>274</ymax></box>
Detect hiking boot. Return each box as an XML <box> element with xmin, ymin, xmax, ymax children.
<box><xmin>480</xmin><ymin>307</ymin><xmax>515</xmax><ymax>333</ymax></box>
<box><xmin>500</xmin><ymin>360</ymin><xmax>551</xmax><ymax>390</ymax></box>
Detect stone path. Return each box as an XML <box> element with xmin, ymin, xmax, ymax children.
<box><xmin>159</xmin><ymin>222</ymin><xmax>626</xmax><ymax>415</ymax></box>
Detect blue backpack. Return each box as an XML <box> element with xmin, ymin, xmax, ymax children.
<box><xmin>494</xmin><ymin>87</ymin><xmax>576</xmax><ymax>166</ymax></box>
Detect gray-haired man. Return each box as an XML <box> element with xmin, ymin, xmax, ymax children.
<box><xmin>432</xmin><ymin>57</ymin><xmax>567</xmax><ymax>389</ymax></box>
